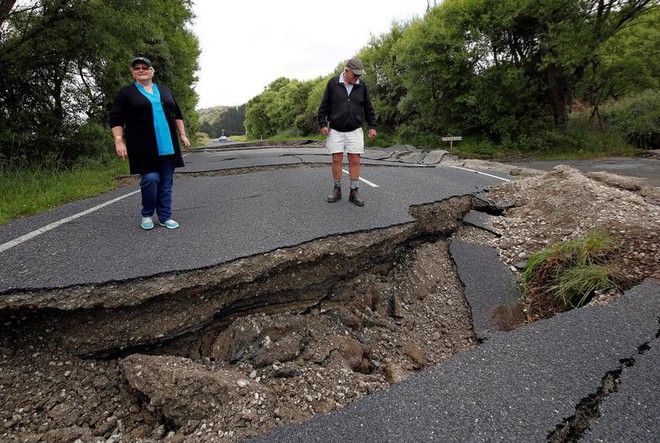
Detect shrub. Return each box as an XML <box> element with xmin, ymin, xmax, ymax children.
<box><xmin>395</xmin><ymin>126</ymin><xmax>447</xmax><ymax>150</ymax></box>
<box><xmin>601</xmin><ymin>89</ymin><xmax>660</xmax><ymax>150</ymax></box>
<box><xmin>365</xmin><ymin>130</ymin><xmax>396</xmax><ymax>148</ymax></box>
<box><xmin>66</xmin><ymin>122</ymin><xmax>114</xmax><ymax>163</ymax></box>
<box><xmin>294</xmin><ymin>113</ymin><xmax>316</xmax><ymax>137</ymax></box>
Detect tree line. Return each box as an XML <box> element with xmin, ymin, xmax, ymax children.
<box><xmin>198</xmin><ymin>104</ymin><xmax>246</xmax><ymax>138</ymax></box>
<box><xmin>244</xmin><ymin>0</ymin><xmax>658</xmax><ymax>150</ymax></box>
<box><xmin>0</xmin><ymin>0</ymin><xmax>199</xmax><ymax>167</ymax></box>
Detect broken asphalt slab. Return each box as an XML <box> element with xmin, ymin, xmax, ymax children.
<box><xmin>250</xmin><ymin>279</ymin><xmax>660</xmax><ymax>443</ymax></box>
<box><xmin>177</xmin><ymin>147</ymin><xmax>432</xmax><ymax>173</ymax></box>
<box><xmin>450</xmin><ymin>239</ymin><xmax>521</xmax><ymax>341</ymax></box>
<box><xmin>461</xmin><ymin>210</ymin><xmax>503</xmax><ymax>236</ymax></box>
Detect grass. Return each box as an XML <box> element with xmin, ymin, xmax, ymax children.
<box><xmin>391</xmin><ymin>117</ymin><xmax>641</xmax><ymax>160</ymax></box>
<box><xmin>450</xmin><ymin>129</ymin><xmax>639</xmax><ymax>161</ymax></box>
<box><xmin>519</xmin><ymin>232</ymin><xmax>629</xmax><ymax>319</ymax></box>
<box><xmin>550</xmin><ymin>264</ymin><xmax>627</xmax><ymax>308</ymax></box>
<box><xmin>0</xmin><ymin>156</ymin><xmax>129</xmax><ymax>225</ymax></box>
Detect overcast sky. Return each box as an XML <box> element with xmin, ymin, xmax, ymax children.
<box><xmin>192</xmin><ymin>1</ymin><xmax>429</xmax><ymax>109</ymax></box>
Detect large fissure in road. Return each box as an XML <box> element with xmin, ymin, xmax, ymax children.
<box><xmin>0</xmin><ymin>195</ymin><xmax>500</xmax><ymax>441</ymax></box>
<box><xmin>1</xmin><ymin>196</ymin><xmax>487</xmax><ymax>356</ymax></box>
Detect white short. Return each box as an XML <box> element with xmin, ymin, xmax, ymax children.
<box><xmin>326</xmin><ymin>128</ymin><xmax>364</xmax><ymax>154</ymax></box>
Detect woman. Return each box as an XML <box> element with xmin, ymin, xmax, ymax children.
<box><xmin>110</xmin><ymin>56</ymin><xmax>190</xmax><ymax>230</ymax></box>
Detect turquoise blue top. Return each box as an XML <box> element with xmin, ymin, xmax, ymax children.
<box><xmin>135</xmin><ymin>83</ymin><xmax>175</xmax><ymax>156</ymax></box>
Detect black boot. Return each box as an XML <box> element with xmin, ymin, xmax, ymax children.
<box><xmin>349</xmin><ymin>188</ymin><xmax>364</xmax><ymax>206</ymax></box>
<box><xmin>327</xmin><ymin>186</ymin><xmax>341</xmax><ymax>203</ymax></box>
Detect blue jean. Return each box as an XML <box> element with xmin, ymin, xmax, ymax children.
<box><xmin>140</xmin><ymin>156</ymin><xmax>176</xmax><ymax>222</ymax></box>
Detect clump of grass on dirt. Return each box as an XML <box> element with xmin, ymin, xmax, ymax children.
<box><xmin>519</xmin><ymin>232</ymin><xmax>630</xmax><ymax>320</ymax></box>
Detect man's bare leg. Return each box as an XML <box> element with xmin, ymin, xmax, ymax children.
<box><xmin>348</xmin><ymin>153</ymin><xmax>364</xmax><ymax>206</ymax></box>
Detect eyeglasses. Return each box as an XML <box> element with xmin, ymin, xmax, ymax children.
<box><xmin>132</xmin><ymin>66</ymin><xmax>151</xmax><ymax>71</ymax></box>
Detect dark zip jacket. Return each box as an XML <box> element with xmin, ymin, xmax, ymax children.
<box><xmin>318</xmin><ymin>75</ymin><xmax>377</xmax><ymax>132</ymax></box>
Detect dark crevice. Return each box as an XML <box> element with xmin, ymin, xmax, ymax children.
<box><xmin>100</xmin><ymin>230</ymin><xmax>449</xmax><ymax>360</ymax></box>
<box><xmin>637</xmin><ymin>342</ymin><xmax>651</xmax><ymax>354</ymax></box>
<box><xmin>547</xmin><ymin>336</ymin><xmax>657</xmax><ymax>443</ymax></box>
<box><xmin>471</xmin><ymin>204</ymin><xmax>505</xmax><ymax>216</ymax></box>
<box><xmin>548</xmin><ymin>368</ymin><xmax>623</xmax><ymax>442</ymax></box>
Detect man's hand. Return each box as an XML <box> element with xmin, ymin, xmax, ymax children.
<box><xmin>320</xmin><ymin>127</ymin><xmax>329</xmax><ymax>136</ymax></box>
<box><xmin>368</xmin><ymin>129</ymin><xmax>377</xmax><ymax>139</ymax></box>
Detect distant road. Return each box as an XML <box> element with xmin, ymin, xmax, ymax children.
<box><xmin>502</xmin><ymin>156</ymin><xmax>660</xmax><ymax>187</ymax></box>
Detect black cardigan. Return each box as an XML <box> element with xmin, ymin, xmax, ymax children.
<box><xmin>317</xmin><ymin>76</ymin><xmax>377</xmax><ymax>132</ymax></box>
<box><xmin>109</xmin><ymin>83</ymin><xmax>185</xmax><ymax>175</ymax></box>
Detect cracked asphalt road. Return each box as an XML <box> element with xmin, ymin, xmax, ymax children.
<box><xmin>251</xmin><ymin>279</ymin><xmax>660</xmax><ymax>443</ymax></box>
<box><xmin>0</xmin><ymin>145</ymin><xmax>506</xmax><ymax>292</ymax></box>
<box><xmin>1</xmin><ymin>143</ymin><xmax>657</xmax><ymax>441</ymax></box>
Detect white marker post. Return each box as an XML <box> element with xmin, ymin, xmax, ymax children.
<box><xmin>441</xmin><ymin>136</ymin><xmax>462</xmax><ymax>149</ymax></box>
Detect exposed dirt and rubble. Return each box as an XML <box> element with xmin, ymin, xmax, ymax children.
<box><xmin>1</xmin><ymin>157</ymin><xmax>658</xmax><ymax>442</ymax></box>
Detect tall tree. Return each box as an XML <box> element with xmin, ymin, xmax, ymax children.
<box><xmin>0</xmin><ymin>0</ymin><xmax>199</xmax><ymax>165</ymax></box>
<box><xmin>394</xmin><ymin>0</ymin><xmax>656</xmax><ymax>141</ymax></box>
<box><xmin>360</xmin><ymin>22</ymin><xmax>410</xmax><ymax>131</ymax></box>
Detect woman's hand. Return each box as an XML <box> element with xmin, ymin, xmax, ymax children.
<box><xmin>180</xmin><ymin>135</ymin><xmax>191</xmax><ymax>149</ymax></box>
<box><xmin>115</xmin><ymin>139</ymin><xmax>127</xmax><ymax>159</ymax></box>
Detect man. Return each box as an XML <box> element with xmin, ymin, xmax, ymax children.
<box><xmin>318</xmin><ymin>57</ymin><xmax>377</xmax><ymax>206</ymax></box>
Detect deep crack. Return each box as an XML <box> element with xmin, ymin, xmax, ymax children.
<box><xmin>0</xmin><ymin>196</ymin><xmax>482</xmax><ymax>358</ymax></box>
<box><xmin>547</xmin><ymin>338</ymin><xmax>658</xmax><ymax>442</ymax></box>
<box><xmin>548</xmin><ymin>369</ymin><xmax>623</xmax><ymax>443</ymax></box>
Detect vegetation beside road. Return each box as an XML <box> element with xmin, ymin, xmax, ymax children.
<box><xmin>0</xmin><ymin>1</ymin><xmax>199</xmax><ymax>169</ymax></box>
<box><xmin>0</xmin><ymin>156</ymin><xmax>128</xmax><ymax>225</ymax></box>
<box><xmin>242</xmin><ymin>1</ymin><xmax>658</xmax><ymax>154</ymax></box>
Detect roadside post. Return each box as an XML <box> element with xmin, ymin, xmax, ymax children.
<box><xmin>442</xmin><ymin>136</ymin><xmax>462</xmax><ymax>150</ymax></box>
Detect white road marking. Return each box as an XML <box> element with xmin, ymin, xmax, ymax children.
<box><xmin>0</xmin><ymin>190</ymin><xmax>140</xmax><ymax>254</ymax></box>
<box><xmin>449</xmin><ymin>166</ymin><xmax>511</xmax><ymax>182</ymax></box>
<box><xmin>2</xmin><ymin>153</ymin><xmax>192</xmax><ymax>254</ymax></box>
<box><xmin>342</xmin><ymin>169</ymin><xmax>380</xmax><ymax>188</ymax></box>
<box><xmin>0</xmin><ymin>159</ymin><xmax>504</xmax><ymax>254</ymax></box>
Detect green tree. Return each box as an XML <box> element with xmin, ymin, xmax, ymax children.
<box><xmin>539</xmin><ymin>0</ymin><xmax>655</xmax><ymax>127</ymax></box>
<box><xmin>245</xmin><ymin>78</ymin><xmax>289</xmax><ymax>139</ymax></box>
<box><xmin>360</xmin><ymin>22</ymin><xmax>410</xmax><ymax>131</ymax></box>
<box><xmin>575</xmin><ymin>5</ymin><xmax>660</xmax><ymax>126</ymax></box>
<box><xmin>0</xmin><ymin>0</ymin><xmax>199</xmax><ymax>166</ymax></box>
<box><xmin>393</xmin><ymin>0</ymin><xmax>655</xmax><ymax>143</ymax></box>
<box><xmin>245</xmin><ymin>77</ymin><xmax>321</xmax><ymax>138</ymax></box>
<box><xmin>199</xmin><ymin>105</ymin><xmax>247</xmax><ymax>138</ymax></box>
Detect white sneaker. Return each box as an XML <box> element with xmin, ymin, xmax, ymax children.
<box><xmin>159</xmin><ymin>219</ymin><xmax>180</xmax><ymax>229</ymax></box>
<box><xmin>140</xmin><ymin>217</ymin><xmax>154</xmax><ymax>230</ymax></box>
